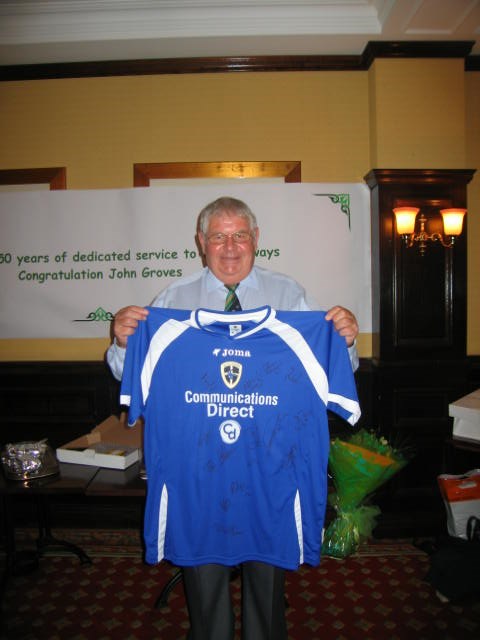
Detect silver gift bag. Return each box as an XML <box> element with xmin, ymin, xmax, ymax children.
<box><xmin>1</xmin><ymin>440</ymin><xmax>59</xmax><ymax>480</ymax></box>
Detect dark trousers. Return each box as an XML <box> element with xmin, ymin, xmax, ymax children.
<box><xmin>183</xmin><ymin>562</ymin><xmax>288</xmax><ymax>640</ymax></box>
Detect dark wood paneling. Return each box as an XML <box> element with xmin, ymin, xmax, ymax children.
<box><xmin>365</xmin><ymin>169</ymin><xmax>474</xmax><ymax>363</ymax></box>
<box><xmin>363</xmin><ymin>168</ymin><xmax>478</xmax><ymax>536</ymax></box>
<box><xmin>0</xmin><ymin>41</ymin><xmax>476</xmax><ymax>81</ymax></box>
<box><xmin>0</xmin><ymin>167</ymin><xmax>66</xmax><ymax>189</ymax></box>
<box><xmin>374</xmin><ymin>360</ymin><xmax>468</xmax><ymax>486</ymax></box>
<box><xmin>362</xmin><ymin>40</ymin><xmax>474</xmax><ymax>67</ymax></box>
<box><xmin>466</xmin><ymin>55</ymin><xmax>480</xmax><ymax>70</ymax></box>
<box><xmin>0</xmin><ymin>362</ymin><xmax>119</xmax><ymax>449</ymax></box>
<box><xmin>1</xmin><ymin>358</ymin><xmax>479</xmax><ymax>534</ymax></box>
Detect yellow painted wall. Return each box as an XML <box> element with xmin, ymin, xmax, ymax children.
<box><xmin>369</xmin><ymin>59</ymin><xmax>466</xmax><ymax>167</ymax></box>
<box><xmin>466</xmin><ymin>71</ymin><xmax>480</xmax><ymax>355</ymax></box>
<box><xmin>0</xmin><ymin>72</ymin><xmax>369</xmax><ymax>187</ymax></box>
<box><xmin>0</xmin><ymin>62</ymin><xmax>478</xmax><ymax>360</ymax></box>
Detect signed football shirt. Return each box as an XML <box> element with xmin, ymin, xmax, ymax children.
<box><xmin>120</xmin><ymin>306</ymin><xmax>360</xmax><ymax>569</ymax></box>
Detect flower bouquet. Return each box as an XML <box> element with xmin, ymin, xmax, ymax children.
<box><xmin>322</xmin><ymin>429</ymin><xmax>410</xmax><ymax>558</ymax></box>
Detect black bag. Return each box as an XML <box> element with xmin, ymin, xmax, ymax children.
<box><xmin>467</xmin><ymin>514</ymin><xmax>480</xmax><ymax>542</ymax></box>
<box><xmin>425</xmin><ymin>516</ymin><xmax>480</xmax><ymax>603</ymax></box>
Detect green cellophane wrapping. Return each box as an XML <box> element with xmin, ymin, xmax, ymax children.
<box><xmin>322</xmin><ymin>430</ymin><xmax>408</xmax><ymax>558</ymax></box>
<box><xmin>322</xmin><ymin>505</ymin><xmax>381</xmax><ymax>558</ymax></box>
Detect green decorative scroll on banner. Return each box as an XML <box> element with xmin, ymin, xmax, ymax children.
<box><xmin>314</xmin><ymin>193</ymin><xmax>351</xmax><ymax>229</ymax></box>
<box><xmin>74</xmin><ymin>307</ymin><xmax>114</xmax><ymax>322</ymax></box>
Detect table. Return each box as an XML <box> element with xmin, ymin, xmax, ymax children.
<box><xmin>86</xmin><ymin>462</ymin><xmax>146</xmax><ymax>497</ymax></box>
<box><xmin>0</xmin><ymin>462</ymin><xmax>146</xmax><ymax>593</ymax></box>
<box><xmin>0</xmin><ymin>460</ymin><xmax>186</xmax><ymax>609</ymax></box>
<box><xmin>1</xmin><ymin>463</ymin><xmax>95</xmax><ymax>577</ymax></box>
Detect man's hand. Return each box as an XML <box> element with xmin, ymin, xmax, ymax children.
<box><xmin>325</xmin><ymin>306</ymin><xmax>358</xmax><ymax>347</ymax></box>
<box><xmin>112</xmin><ymin>305</ymin><xmax>149</xmax><ymax>348</ymax></box>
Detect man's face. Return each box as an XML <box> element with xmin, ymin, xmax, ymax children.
<box><xmin>198</xmin><ymin>211</ymin><xmax>259</xmax><ymax>286</ymax></box>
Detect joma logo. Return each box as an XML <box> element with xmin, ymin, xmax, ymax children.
<box><xmin>213</xmin><ymin>348</ymin><xmax>251</xmax><ymax>358</ymax></box>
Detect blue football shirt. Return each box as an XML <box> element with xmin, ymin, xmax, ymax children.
<box><xmin>120</xmin><ymin>306</ymin><xmax>360</xmax><ymax>569</ymax></box>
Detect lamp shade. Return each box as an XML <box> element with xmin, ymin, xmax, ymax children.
<box><xmin>393</xmin><ymin>207</ymin><xmax>419</xmax><ymax>235</ymax></box>
<box><xmin>440</xmin><ymin>209</ymin><xmax>466</xmax><ymax>236</ymax></box>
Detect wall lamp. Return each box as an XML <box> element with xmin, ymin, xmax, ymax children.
<box><xmin>393</xmin><ymin>207</ymin><xmax>466</xmax><ymax>255</ymax></box>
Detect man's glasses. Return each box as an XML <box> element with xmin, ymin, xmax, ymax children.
<box><xmin>206</xmin><ymin>231</ymin><xmax>253</xmax><ymax>245</ymax></box>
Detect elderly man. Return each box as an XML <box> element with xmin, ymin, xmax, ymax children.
<box><xmin>106</xmin><ymin>196</ymin><xmax>359</xmax><ymax>640</ymax></box>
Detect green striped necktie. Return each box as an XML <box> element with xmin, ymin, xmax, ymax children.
<box><xmin>224</xmin><ymin>284</ymin><xmax>242</xmax><ymax>311</ymax></box>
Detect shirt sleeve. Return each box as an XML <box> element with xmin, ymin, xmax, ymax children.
<box><xmin>347</xmin><ymin>342</ymin><xmax>359</xmax><ymax>372</ymax></box>
<box><xmin>106</xmin><ymin>340</ymin><xmax>126</xmax><ymax>381</ymax></box>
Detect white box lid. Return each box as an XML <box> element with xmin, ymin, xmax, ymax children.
<box><xmin>449</xmin><ymin>389</ymin><xmax>480</xmax><ymax>420</ymax></box>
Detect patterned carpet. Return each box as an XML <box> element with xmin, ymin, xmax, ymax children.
<box><xmin>1</xmin><ymin>529</ymin><xmax>480</xmax><ymax>640</ymax></box>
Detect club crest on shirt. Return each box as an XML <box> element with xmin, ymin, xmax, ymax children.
<box><xmin>221</xmin><ymin>361</ymin><xmax>242</xmax><ymax>389</ymax></box>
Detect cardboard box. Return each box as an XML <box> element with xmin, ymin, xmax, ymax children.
<box><xmin>449</xmin><ymin>389</ymin><xmax>480</xmax><ymax>444</ymax></box>
<box><xmin>56</xmin><ymin>414</ymin><xmax>142</xmax><ymax>469</ymax></box>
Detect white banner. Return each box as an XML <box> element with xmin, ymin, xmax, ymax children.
<box><xmin>0</xmin><ymin>183</ymin><xmax>371</xmax><ymax>339</ymax></box>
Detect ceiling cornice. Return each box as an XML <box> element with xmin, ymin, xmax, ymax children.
<box><xmin>0</xmin><ymin>40</ymin><xmax>477</xmax><ymax>82</ymax></box>
<box><xmin>0</xmin><ymin>0</ymin><xmax>384</xmax><ymax>43</ymax></box>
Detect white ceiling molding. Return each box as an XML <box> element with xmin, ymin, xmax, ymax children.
<box><xmin>0</xmin><ymin>0</ymin><xmax>478</xmax><ymax>65</ymax></box>
<box><xmin>0</xmin><ymin>1</ymin><xmax>382</xmax><ymax>43</ymax></box>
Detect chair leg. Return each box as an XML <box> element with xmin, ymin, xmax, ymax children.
<box><xmin>155</xmin><ymin>569</ymin><xmax>183</xmax><ymax>609</ymax></box>
<box><xmin>154</xmin><ymin>565</ymin><xmax>241</xmax><ymax>609</ymax></box>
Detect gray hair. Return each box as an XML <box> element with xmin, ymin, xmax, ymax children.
<box><xmin>197</xmin><ymin>197</ymin><xmax>258</xmax><ymax>235</ymax></box>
